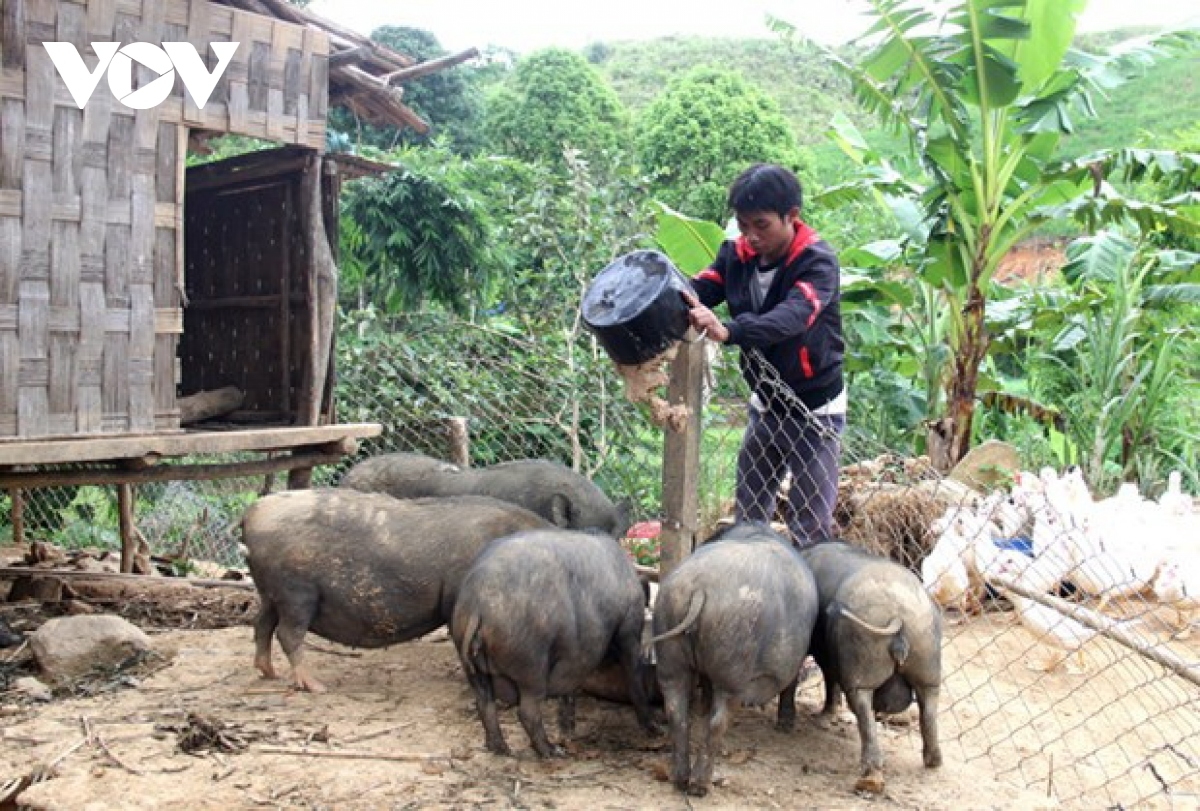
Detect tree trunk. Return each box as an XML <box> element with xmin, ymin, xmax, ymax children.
<box><xmin>938</xmin><ymin>283</ymin><xmax>989</xmax><ymax>471</ymax></box>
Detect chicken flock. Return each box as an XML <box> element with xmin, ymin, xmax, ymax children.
<box><xmin>920</xmin><ymin>468</ymin><xmax>1198</xmax><ymax>672</ymax></box>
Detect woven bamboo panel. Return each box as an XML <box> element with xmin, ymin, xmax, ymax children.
<box><xmin>0</xmin><ymin>0</ymin><xmax>329</xmax><ymax>440</ymax></box>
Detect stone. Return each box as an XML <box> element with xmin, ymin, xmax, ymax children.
<box><xmin>30</xmin><ymin>614</ymin><xmax>153</xmax><ymax>682</ymax></box>
<box><xmin>13</xmin><ymin>676</ymin><xmax>53</xmax><ymax>702</ymax></box>
<box><xmin>948</xmin><ymin>439</ymin><xmax>1020</xmax><ymax>491</ymax></box>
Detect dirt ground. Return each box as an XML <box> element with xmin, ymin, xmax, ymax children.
<box><xmin>2</xmin><ymin>564</ymin><xmax>1198</xmax><ymax>810</ymax></box>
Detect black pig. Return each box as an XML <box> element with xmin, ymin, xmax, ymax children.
<box><xmin>340</xmin><ymin>451</ymin><xmax>627</xmax><ymax>536</ymax></box>
<box><xmin>651</xmin><ymin>522</ymin><xmax>819</xmax><ymax>796</ymax></box>
<box><xmin>242</xmin><ymin>489</ymin><xmax>548</xmax><ymax>692</ymax></box>
<box><xmin>450</xmin><ymin>528</ymin><xmax>658</xmax><ymax>757</ymax></box>
<box><xmin>800</xmin><ymin>540</ymin><xmax>943</xmax><ymax>794</ymax></box>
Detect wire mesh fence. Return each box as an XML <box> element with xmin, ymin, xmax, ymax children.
<box><xmin>1</xmin><ymin>313</ymin><xmax>1198</xmax><ymax>807</ymax></box>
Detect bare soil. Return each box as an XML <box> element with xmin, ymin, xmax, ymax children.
<box><xmin>2</xmin><ymin>556</ymin><xmax>1197</xmax><ymax>810</ymax></box>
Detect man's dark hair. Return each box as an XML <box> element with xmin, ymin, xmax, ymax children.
<box><xmin>727</xmin><ymin>163</ymin><xmax>803</xmax><ymax>217</ymax></box>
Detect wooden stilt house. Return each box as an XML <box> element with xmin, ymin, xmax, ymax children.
<box><xmin>0</xmin><ymin>0</ymin><xmax>476</xmax><ymax>559</ymax></box>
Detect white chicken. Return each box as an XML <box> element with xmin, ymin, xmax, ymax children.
<box><xmin>1151</xmin><ymin>554</ymin><xmax>1200</xmax><ymax>638</ymax></box>
<box><xmin>1157</xmin><ymin>471</ymin><xmax>1194</xmax><ymax>519</ymax></box>
<box><xmin>922</xmin><ymin>510</ymin><xmax>976</xmax><ymax>613</ymax></box>
<box><xmin>1069</xmin><ymin>486</ymin><xmax>1162</xmax><ymax>611</ymax></box>
<box><xmin>985</xmin><ymin>550</ymin><xmax>1098</xmax><ymax>674</ymax></box>
<box><xmin>1042</xmin><ymin>466</ymin><xmax>1093</xmax><ymax>530</ymax></box>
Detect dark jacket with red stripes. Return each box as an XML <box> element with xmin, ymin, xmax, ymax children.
<box><xmin>691</xmin><ymin>221</ymin><xmax>844</xmax><ymax>411</ymax></box>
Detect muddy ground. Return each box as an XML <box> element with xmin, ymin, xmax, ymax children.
<box><xmin>1</xmin><ymin>562</ymin><xmax>1197</xmax><ymax>810</ymax></box>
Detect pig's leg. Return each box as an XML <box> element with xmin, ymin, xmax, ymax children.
<box><xmin>819</xmin><ymin>662</ymin><xmax>841</xmax><ymax>716</ymax></box>
<box><xmin>689</xmin><ymin>687</ymin><xmax>732</xmax><ymax>797</ymax></box>
<box><xmin>557</xmin><ymin>696</ymin><xmax>576</xmax><ymax>737</ymax></box>
<box><xmin>273</xmin><ymin>590</ymin><xmax>324</xmax><ymax>693</ymax></box>
<box><xmin>660</xmin><ymin>673</ymin><xmax>693</xmax><ymax>792</ymax></box>
<box><xmin>915</xmin><ymin>682</ymin><xmax>942</xmax><ymax>768</ymax></box>
<box><xmin>465</xmin><ymin>669</ymin><xmax>510</xmax><ymax>756</ymax></box>
<box><xmin>847</xmin><ymin>687</ymin><xmax>886</xmax><ymax>794</ymax></box>
<box><xmin>253</xmin><ymin>602</ymin><xmax>279</xmax><ymax>679</ymax></box>
<box><xmin>776</xmin><ymin>676</ymin><xmax>799</xmax><ymax>732</ymax></box>
<box><xmin>618</xmin><ymin>618</ymin><xmax>662</xmax><ymax>735</ymax></box>
<box><xmin>517</xmin><ymin>687</ymin><xmax>564</xmax><ymax>758</ymax></box>
<box><xmin>276</xmin><ymin>621</ymin><xmax>325</xmax><ymax>693</ymax></box>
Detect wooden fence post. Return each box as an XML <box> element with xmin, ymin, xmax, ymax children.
<box><xmin>658</xmin><ymin>332</ymin><xmax>706</xmax><ymax>578</ymax></box>
<box><xmin>446</xmin><ymin>417</ymin><xmax>470</xmax><ymax>467</ymax></box>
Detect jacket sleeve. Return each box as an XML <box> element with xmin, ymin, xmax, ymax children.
<box><xmin>725</xmin><ymin>248</ymin><xmax>839</xmax><ymax>348</ymax></box>
<box><xmin>688</xmin><ymin>240</ymin><xmax>735</xmax><ymax>309</ymax></box>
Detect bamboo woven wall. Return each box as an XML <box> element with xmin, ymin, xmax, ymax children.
<box><xmin>0</xmin><ymin>0</ymin><xmax>330</xmax><ymax>440</ymax></box>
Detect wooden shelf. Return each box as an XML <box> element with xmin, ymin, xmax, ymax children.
<box><xmin>0</xmin><ymin>423</ymin><xmax>382</xmax><ymax>467</ymax></box>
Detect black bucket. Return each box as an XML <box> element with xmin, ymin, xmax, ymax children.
<box><xmin>581</xmin><ymin>250</ymin><xmax>692</xmax><ymax>366</ymax></box>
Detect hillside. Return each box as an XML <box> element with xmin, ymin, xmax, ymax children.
<box><xmin>587</xmin><ymin>31</ymin><xmax>1200</xmax><ymax>161</ymax></box>
<box><xmin>585</xmin><ymin>37</ymin><xmax>860</xmax><ymax>147</ymax></box>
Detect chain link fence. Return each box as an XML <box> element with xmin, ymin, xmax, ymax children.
<box><xmin>2</xmin><ymin>313</ymin><xmax>1198</xmax><ymax>807</ymax></box>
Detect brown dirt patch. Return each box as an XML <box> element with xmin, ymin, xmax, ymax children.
<box><xmin>2</xmin><ymin>548</ymin><xmax>1197</xmax><ymax>809</ymax></box>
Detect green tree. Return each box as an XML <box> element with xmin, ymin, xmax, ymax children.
<box><xmin>339</xmin><ymin>144</ymin><xmax>514</xmax><ymax>314</ymax></box>
<box><xmin>1028</xmin><ymin>231</ymin><xmax>1199</xmax><ymax>490</ymax></box>
<box><xmin>484</xmin><ymin>48</ymin><xmax>629</xmax><ymax>171</ymax></box>
<box><xmin>636</xmin><ymin>66</ymin><xmax>805</xmax><ymax>223</ymax></box>
<box><xmin>795</xmin><ymin>0</ymin><xmax>1200</xmax><ymax>468</ymax></box>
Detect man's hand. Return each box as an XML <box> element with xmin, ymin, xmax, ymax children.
<box><xmin>681</xmin><ymin>291</ymin><xmax>730</xmax><ymax>343</ymax></box>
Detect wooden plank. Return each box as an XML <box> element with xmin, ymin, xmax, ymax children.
<box><xmin>1</xmin><ymin>0</ymin><xmax>27</xmax><ymax>70</ymax></box>
<box><xmin>0</xmin><ymin>215</ymin><xmax>22</xmax><ymax>304</ymax></box>
<box><xmin>658</xmin><ymin>332</ymin><xmax>706</xmax><ymax>578</ymax></box>
<box><xmin>128</xmin><ymin>283</ymin><xmax>155</xmax><ymax>431</ymax></box>
<box><xmin>0</xmin><ymin>98</ymin><xmax>24</xmax><ymax>190</ymax></box>
<box><xmin>52</xmin><ymin>104</ymin><xmax>81</xmax><ymax>196</ymax></box>
<box><xmin>0</xmin><ymin>422</ymin><xmax>381</xmax><ymax>464</ymax></box>
<box><xmin>0</xmin><ymin>448</ymin><xmax>352</xmax><ymax>490</ymax></box>
<box><xmin>21</xmin><ymin>158</ymin><xmax>52</xmax><ymax>281</ymax></box>
<box><xmin>85</xmin><ymin>0</ymin><xmax>118</xmax><ymax>39</ymax></box>
<box><xmin>118</xmin><ymin>482</ymin><xmax>135</xmax><ymax>573</ymax></box>
<box><xmin>77</xmin><ymin>280</ymin><xmax>104</xmax><ymax>433</ymax></box>
<box><xmin>0</xmin><ymin>334</ymin><xmax>18</xmax><ymax>422</ymax></box>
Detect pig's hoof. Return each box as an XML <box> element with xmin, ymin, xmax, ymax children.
<box><xmin>685</xmin><ymin>780</ymin><xmax>710</xmax><ymax>797</ymax></box>
<box><xmin>854</xmin><ymin>770</ymin><xmax>886</xmax><ymax>795</ymax></box>
<box><xmin>485</xmin><ymin>740</ymin><xmax>512</xmax><ymax>757</ymax></box>
<box><xmin>292</xmin><ymin>674</ymin><xmax>327</xmax><ymax>693</ymax></box>
<box><xmin>254</xmin><ymin>657</ymin><xmax>277</xmax><ymax>680</ymax></box>
<box><xmin>924</xmin><ymin>748</ymin><xmax>943</xmax><ymax>768</ymax></box>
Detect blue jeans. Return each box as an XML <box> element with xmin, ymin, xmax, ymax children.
<box><xmin>735</xmin><ymin>405</ymin><xmax>844</xmax><ymax>547</ymax></box>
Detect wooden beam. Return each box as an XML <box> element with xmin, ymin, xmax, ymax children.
<box><xmin>328</xmin><ymin>46</ymin><xmax>365</xmax><ymax>69</ymax></box>
<box><xmin>0</xmin><ymin>568</ymin><xmax>257</xmax><ymax>590</ymax></box>
<box><xmin>0</xmin><ymin>423</ymin><xmax>381</xmax><ymax>466</ymax></box>
<box><xmin>9</xmin><ymin>488</ymin><xmax>24</xmax><ymax>545</ymax></box>
<box><xmin>0</xmin><ymin>450</ymin><xmax>354</xmax><ymax>489</ymax></box>
<box><xmin>179</xmin><ymin>387</ymin><xmax>246</xmax><ymax>426</ymax></box>
<box><xmin>118</xmin><ymin>484</ymin><xmax>135</xmax><ymax>574</ymax></box>
<box><xmin>381</xmin><ymin>48</ymin><xmax>481</xmax><ymax>85</ymax></box>
<box><xmin>657</xmin><ymin>332</ymin><xmax>706</xmax><ymax>578</ymax></box>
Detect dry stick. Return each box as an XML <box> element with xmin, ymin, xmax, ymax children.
<box><xmin>93</xmin><ymin>734</ymin><xmax>145</xmax><ymax>776</ymax></box>
<box><xmin>305</xmin><ymin>642</ymin><xmax>364</xmax><ymax>658</ymax></box>
<box><xmin>991</xmin><ymin>575</ymin><xmax>1200</xmax><ymax>689</ymax></box>
<box><xmin>254</xmin><ymin>746</ymin><xmax>448</xmax><ymax>763</ymax></box>
<box><xmin>3</xmin><ymin>640</ymin><xmax>28</xmax><ymax>664</ymax></box>
<box><xmin>340</xmin><ymin>722</ymin><xmax>416</xmax><ymax>746</ymax></box>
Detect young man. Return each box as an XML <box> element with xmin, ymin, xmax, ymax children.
<box><xmin>685</xmin><ymin>163</ymin><xmax>845</xmax><ymax>547</ymax></box>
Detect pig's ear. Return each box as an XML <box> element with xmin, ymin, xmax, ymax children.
<box><xmin>550</xmin><ymin>494</ymin><xmax>572</xmax><ymax>527</ymax></box>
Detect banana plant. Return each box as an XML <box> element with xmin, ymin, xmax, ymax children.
<box><xmin>780</xmin><ymin>0</ymin><xmax>1200</xmax><ymax>468</ymax></box>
